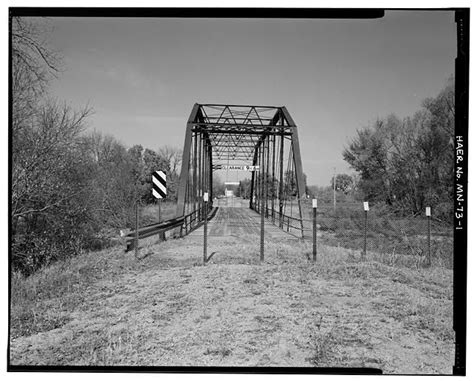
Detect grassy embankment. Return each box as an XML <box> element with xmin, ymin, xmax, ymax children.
<box><xmin>10</xmin><ymin>234</ymin><xmax>454</xmax><ymax>373</ymax></box>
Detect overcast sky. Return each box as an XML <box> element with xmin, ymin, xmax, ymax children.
<box><xmin>44</xmin><ymin>10</ymin><xmax>456</xmax><ymax>185</ymax></box>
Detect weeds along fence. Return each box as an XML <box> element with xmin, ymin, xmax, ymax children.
<box><xmin>269</xmin><ymin>199</ymin><xmax>453</xmax><ymax>269</ymax></box>
<box><xmin>306</xmin><ymin>215</ymin><xmax>453</xmax><ymax>268</ymax></box>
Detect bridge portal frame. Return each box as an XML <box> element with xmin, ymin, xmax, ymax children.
<box><xmin>176</xmin><ymin>103</ymin><xmax>306</xmax><ymax>237</ymax></box>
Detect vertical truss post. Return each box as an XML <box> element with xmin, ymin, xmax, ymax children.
<box><xmin>257</xmin><ymin>146</ymin><xmax>261</xmax><ymax>211</ymax></box>
<box><xmin>256</xmin><ymin>147</ymin><xmax>259</xmax><ymax>211</ymax></box>
<box><xmin>193</xmin><ymin>131</ymin><xmax>198</xmax><ymax>223</ymax></box>
<box><xmin>263</xmin><ymin>137</ymin><xmax>266</xmax><ymax>215</ymax></box>
<box><xmin>249</xmin><ymin>168</ymin><xmax>255</xmax><ymax>210</ymax></box>
<box><xmin>278</xmin><ymin>133</ymin><xmax>284</xmax><ymax>228</ymax></box>
<box><xmin>198</xmin><ymin>131</ymin><xmax>202</xmax><ymax>221</ymax></box>
<box><xmin>205</xmin><ymin>137</ymin><xmax>210</xmax><ymax>211</ymax></box>
<box><xmin>260</xmin><ymin>136</ymin><xmax>266</xmax><ymax>262</ymax></box>
<box><xmin>203</xmin><ymin>133</ymin><xmax>206</xmax><ymax>217</ymax></box>
<box><xmin>206</xmin><ymin>139</ymin><xmax>210</xmax><ymax>209</ymax></box>
<box><xmin>257</xmin><ymin>140</ymin><xmax>261</xmax><ymax>213</ymax></box>
<box><xmin>271</xmin><ymin>134</ymin><xmax>276</xmax><ymax>223</ymax></box>
<box><xmin>281</xmin><ymin>107</ymin><xmax>306</xmax><ymax>238</ymax></box>
<box><xmin>176</xmin><ymin>104</ymin><xmax>199</xmax><ymax>218</ymax></box>
<box><xmin>208</xmin><ymin>138</ymin><xmax>213</xmax><ymax>202</ymax></box>
<box><xmin>265</xmin><ymin>132</ymin><xmax>270</xmax><ymax>218</ymax></box>
<box><xmin>203</xmin><ymin>194</ymin><xmax>208</xmax><ymax>264</ymax></box>
<box><xmin>186</xmin><ymin>157</ymin><xmax>191</xmax><ymax>216</ymax></box>
<box><xmin>250</xmin><ymin>144</ymin><xmax>259</xmax><ymax>210</ymax></box>
<box><xmin>202</xmin><ymin>135</ymin><xmax>206</xmax><ymax>212</ymax></box>
<box><xmin>259</xmin><ymin>140</ymin><xmax>265</xmax><ymax>213</ymax></box>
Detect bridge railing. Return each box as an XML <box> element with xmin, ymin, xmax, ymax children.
<box><xmin>250</xmin><ymin>204</ymin><xmax>305</xmax><ymax>237</ymax></box>
<box><xmin>124</xmin><ymin>204</ymin><xmax>218</xmax><ymax>252</ymax></box>
<box><xmin>181</xmin><ymin>204</ymin><xmax>218</xmax><ymax>235</ymax></box>
<box><xmin>268</xmin><ymin>208</ymin><xmax>305</xmax><ymax>236</ymax></box>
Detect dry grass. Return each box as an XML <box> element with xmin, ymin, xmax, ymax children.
<box><xmin>140</xmin><ymin>202</ymin><xmax>177</xmax><ymax>225</ymax></box>
<box><xmin>10</xmin><ymin>235</ymin><xmax>454</xmax><ymax>373</ymax></box>
<box><xmin>269</xmin><ymin>198</ymin><xmax>453</xmax><ymax>269</ymax></box>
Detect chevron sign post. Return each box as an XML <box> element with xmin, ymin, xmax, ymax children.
<box><xmin>152</xmin><ymin>171</ymin><xmax>167</xmax><ymax>239</ymax></box>
<box><xmin>152</xmin><ymin>171</ymin><xmax>167</xmax><ymax>199</ymax></box>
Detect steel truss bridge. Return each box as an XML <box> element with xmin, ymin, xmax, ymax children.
<box><xmin>176</xmin><ymin>103</ymin><xmax>306</xmax><ymax>238</ymax></box>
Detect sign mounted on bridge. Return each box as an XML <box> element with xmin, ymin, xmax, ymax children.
<box><xmin>152</xmin><ymin>170</ymin><xmax>167</xmax><ymax>199</ymax></box>
<box><xmin>215</xmin><ymin>165</ymin><xmax>260</xmax><ymax>171</ymax></box>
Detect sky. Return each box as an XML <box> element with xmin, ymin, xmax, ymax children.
<box><xmin>42</xmin><ymin>10</ymin><xmax>456</xmax><ymax>186</ymax></box>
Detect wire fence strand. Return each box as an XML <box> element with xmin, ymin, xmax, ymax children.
<box><xmin>300</xmin><ymin>211</ymin><xmax>453</xmax><ymax>268</ymax></box>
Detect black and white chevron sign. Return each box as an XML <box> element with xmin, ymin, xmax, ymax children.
<box><xmin>152</xmin><ymin>170</ymin><xmax>166</xmax><ymax>199</ymax></box>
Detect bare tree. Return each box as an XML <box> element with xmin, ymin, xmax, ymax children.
<box><xmin>158</xmin><ymin>145</ymin><xmax>182</xmax><ymax>178</ymax></box>
<box><xmin>11</xmin><ymin>17</ymin><xmax>62</xmax><ymax>134</ymax></box>
<box><xmin>157</xmin><ymin>146</ymin><xmax>182</xmax><ymax>201</ymax></box>
<box><xmin>10</xmin><ymin>17</ymin><xmax>98</xmax><ymax>273</ymax></box>
<box><xmin>12</xmin><ymin>101</ymin><xmax>92</xmax><ymax>219</ymax></box>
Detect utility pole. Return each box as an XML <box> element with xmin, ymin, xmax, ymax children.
<box><xmin>333</xmin><ymin>167</ymin><xmax>336</xmax><ymax>212</ymax></box>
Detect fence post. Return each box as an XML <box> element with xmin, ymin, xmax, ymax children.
<box><xmin>426</xmin><ymin>206</ymin><xmax>431</xmax><ymax>266</ymax></box>
<box><xmin>203</xmin><ymin>192</ymin><xmax>208</xmax><ymax>264</ymax></box>
<box><xmin>312</xmin><ymin>198</ymin><xmax>317</xmax><ymax>261</ymax></box>
<box><xmin>135</xmin><ymin>200</ymin><xmax>139</xmax><ymax>258</ymax></box>
<box><xmin>260</xmin><ymin>197</ymin><xmax>265</xmax><ymax>263</ymax></box>
<box><xmin>363</xmin><ymin>201</ymin><xmax>369</xmax><ymax>260</ymax></box>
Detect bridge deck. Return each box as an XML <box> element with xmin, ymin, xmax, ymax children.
<box><xmin>187</xmin><ymin>197</ymin><xmax>298</xmax><ymax>239</ymax></box>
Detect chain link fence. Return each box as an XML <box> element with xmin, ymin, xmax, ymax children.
<box><xmin>321</xmin><ymin>216</ymin><xmax>451</xmax><ymax>268</ymax></box>
<box><xmin>302</xmin><ymin>208</ymin><xmax>453</xmax><ymax>269</ymax></box>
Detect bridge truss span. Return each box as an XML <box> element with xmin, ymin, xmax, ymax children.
<box><xmin>176</xmin><ymin>103</ymin><xmax>306</xmax><ymax>237</ymax></box>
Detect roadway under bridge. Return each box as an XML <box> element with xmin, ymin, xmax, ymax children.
<box><xmin>187</xmin><ymin>197</ymin><xmax>299</xmax><ymax>239</ymax></box>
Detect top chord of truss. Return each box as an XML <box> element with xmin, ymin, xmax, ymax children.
<box><xmin>189</xmin><ymin>104</ymin><xmax>296</xmax><ymax>128</ymax></box>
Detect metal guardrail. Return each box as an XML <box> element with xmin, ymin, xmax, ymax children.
<box><xmin>124</xmin><ymin>206</ymin><xmax>218</xmax><ymax>252</ymax></box>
